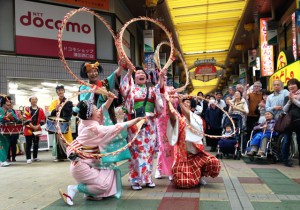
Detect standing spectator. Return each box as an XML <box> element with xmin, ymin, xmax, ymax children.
<box><xmin>205</xmin><ymin>94</ymin><xmax>211</xmax><ymax>100</ymax></box>
<box><xmin>281</xmin><ymin>79</ymin><xmax>300</xmax><ymax>167</ymax></box>
<box><xmin>222</xmin><ymin>96</ymin><xmax>232</xmax><ymax>125</ymax></box>
<box><xmin>236</xmin><ymin>84</ymin><xmax>247</xmax><ymax>99</ymax></box>
<box><xmin>228</xmin><ymin>90</ymin><xmax>249</xmax><ymax>127</ymax></box>
<box><xmin>7</xmin><ymin>101</ymin><xmax>22</xmax><ymax>162</ymax></box>
<box><xmin>196</xmin><ymin>91</ymin><xmax>208</xmax><ymax>118</ymax></box>
<box><xmin>120</xmin><ymin>66</ymin><xmax>165</xmax><ymax>190</ymax></box>
<box><xmin>23</xmin><ymin>96</ymin><xmax>46</xmax><ymax>164</ymax></box>
<box><xmin>266</xmin><ymin>80</ymin><xmax>289</xmax><ymax>120</ymax></box>
<box><xmin>256</xmin><ymin>89</ymin><xmax>270</xmax><ymax>123</ymax></box>
<box><xmin>205</xmin><ymin>99</ymin><xmax>223</xmax><ymax>152</ymax></box>
<box><xmin>246</xmin><ymin>81</ymin><xmax>263</xmax><ymax>139</ymax></box>
<box><xmin>48</xmin><ymin>85</ymin><xmax>73</xmax><ymax>162</ymax></box>
<box><xmin>215</xmin><ymin>92</ymin><xmax>226</xmax><ymax>109</ymax></box>
<box><xmin>0</xmin><ymin>96</ymin><xmax>19</xmax><ymax>167</ymax></box>
<box><xmin>224</xmin><ymin>86</ymin><xmax>235</xmax><ymax>100</ymax></box>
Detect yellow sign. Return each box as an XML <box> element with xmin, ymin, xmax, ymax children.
<box><xmin>276</xmin><ymin>51</ymin><xmax>288</xmax><ymax>70</ymax></box>
<box><xmin>269</xmin><ymin>61</ymin><xmax>300</xmax><ymax>91</ymax></box>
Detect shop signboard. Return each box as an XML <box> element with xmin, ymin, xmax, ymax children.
<box><xmin>248</xmin><ymin>49</ymin><xmax>257</xmax><ymax>67</ymax></box>
<box><xmin>269</xmin><ymin>61</ymin><xmax>300</xmax><ymax>91</ymax></box>
<box><xmin>267</xmin><ymin>29</ymin><xmax>278</xmax><ymax>45</ymax></box>
<box><xmin>144</xmin><ymin>52</ymin><xmax>155</xmax><ymax>71</ymax></box>
<box><xmin>292</xmin><ymin>13</ymin><xmax>297</xmax><ymax>60</ymax></box>
<box><xmin>260</xmin><ymin>18</ymin><xmax>274</xmax><ymax>77</ymax></box>
<box><xmin>54</xmin><ymin>0</ymin><xmax>109</xmax><ymax>11</ymax></box>
<box><xmin>296</xmin><ymin>10</ymin><xmax>300</xmax><ymax>58</ymax></box>
<box><xmin>15</xmin><ymin>0</ymin><xmax>95</xmax><ymax>59</ymax></box>
<box><xmin>195</xmin><ymin>65</ymin><xmax>217</xmax><ymax>75</ymax></box>
<box><xmin>143</xmin><ymin>30</ymin><xmax>154</xmax><ymax>52</ymax></box>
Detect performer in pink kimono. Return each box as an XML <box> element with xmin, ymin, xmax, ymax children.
<box><xmin>166</xmin><ymin>95</ymin><xmax>221</xmax><ymax>188</ymax></box>
<box><xmin>120</xmin><ymin>66</ymin><xmax>165</xmax><ymax>190</ymax></box>
<box><xmin>59</xmin><ymin>94</ymin><xmax>145</xmax><ymax>206</ymax></box>
<box><xmin>155</xmin><ymin>83</ymin><xmax>177</xmax><ymax>180</ymax></box>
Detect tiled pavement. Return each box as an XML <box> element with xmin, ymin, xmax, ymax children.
<box><xmin>0</xmin><ymin>150</ymin><xmax>300</xmax><ymax>210</ymax></box>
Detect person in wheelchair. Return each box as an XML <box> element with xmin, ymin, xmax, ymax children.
<box><xmin>247</xmin><ymin>110</ymin><xmax>277</xmax><ymax>157</ymax></box>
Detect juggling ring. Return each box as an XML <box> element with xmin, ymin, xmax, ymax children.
<box><xmin>54</xmin><ymin>89</ymin><xmax>146</xmax><ymax>159</ymax></box>
<box><xmin>166</xmin><ymin>95</ymin><xmax>237</xmax><ymax>139</ymax></box>
<box><xmin>116</xmin><ymin>16</ymin><xmax>175</xmax><ymax>73</ymax></box>
<box><xmin>57</xmin><ymin>7</ymin><xmax>117</xmax><ymax>97</ymax></box>
<box><xmin>153</xmin><ymin>41</ymin><xmax>189</xmax><ymax>93</ymax></box>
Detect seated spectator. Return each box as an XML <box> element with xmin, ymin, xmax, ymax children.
<box><xmin>247</xmin><ymin>111</ymin><xmax>276</xmax><ymax>157</ymax></box>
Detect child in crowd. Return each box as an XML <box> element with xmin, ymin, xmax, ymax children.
<box><xmin>217</xmin><ymin>125</ymin><xmax>236</xmax><ymax>155</ymax></box>
<box><xmin>247</xmin><ymin>110</ymin><xmax>277</xmax><ymax>157</ymax></box>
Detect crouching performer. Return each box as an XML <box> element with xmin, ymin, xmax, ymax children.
<box><xmin>59</xmin><ymin>94</ymin><xmax>145</xmax><ymax>206</ymax></box>
<box><xmin>166</xmin><ymin>95</ymin><xmax>221</xmax><ymax>188</ymax></box>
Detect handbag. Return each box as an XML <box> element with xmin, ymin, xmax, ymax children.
<box><xmin>100</xmin><ymin>130</ymin><xmax>131</xmax><ymax>163</ymax></box>
<box><xmin>274</xmin><ymin>112</ymin><xmax>292</xmax><ymax>133</ymax></box>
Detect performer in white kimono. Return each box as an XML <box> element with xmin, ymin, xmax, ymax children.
<box><xmin>59</xmin><ymin>93</ymin><xmax>145</xmax><ymax>206</ymax></box>
<box><xmin>166</xmin><ymin>95</ymin><xmax>221</xmax><ymax>188</ymax></box>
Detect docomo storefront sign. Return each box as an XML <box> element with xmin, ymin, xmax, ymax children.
<box><xmin>20</xmin><ymin>12</ymin><xmax>91</xmax><ymax>34</ymax></box>
<box><xmin>15</xmin><ymin>0</ymin><xmax>95</xmax><ymax>60</ymax></box>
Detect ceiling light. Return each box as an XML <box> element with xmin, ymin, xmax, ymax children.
<box><xmin>41</xmin><ymin>82</ymin><xmax>58</xmax><ymax>87</ymax></box>
<box><xmin>9</xmin><ymin>82</ymin><xmax>18</xmax><ymax>90</ymax></box>
<box><xmin>184</xmin><ymin>49</ymin><xmax>227</xmax><ymax>55</ymax></box>
<box><xmin>31</xmin><ymin>88</ymin><xmax>50</xmax><ymax>93</ymax></box>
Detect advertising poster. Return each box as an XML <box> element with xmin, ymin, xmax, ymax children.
<box><xmin>15</xmin><ymin>0</ymin><xmax>95</xmax><ymax>59</ymax></box>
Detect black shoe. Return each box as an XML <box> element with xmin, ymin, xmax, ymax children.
<box><xmin>284</xmin><ymin>160</ymin><xmax>293</xmax><ymax>167</ymax></box>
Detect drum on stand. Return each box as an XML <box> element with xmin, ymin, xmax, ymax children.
<box><xmin>0</xmin><ymin>122</ymin><xmax>23</xmax><ymax>135</ymax></box>
<box><xmin>46</xmin><ymin>116</ymin><xmax>69</xmax><ymax>134</ymax></box>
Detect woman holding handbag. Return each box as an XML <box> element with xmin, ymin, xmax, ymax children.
<box><xmin>281</xmin><ymin>79</ymin><xmax>300</xmax><ymax>167</ymax></box>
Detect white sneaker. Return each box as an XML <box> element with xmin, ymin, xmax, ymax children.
<box><xmin>168</xmin><ymin>175</ymin><xmax>173</xmax><ymax>181</ymax></box>
<box><xmin>33</xmin><ymin>158</ymin><xmax>41</xmax><ymax>162</ymax></box>
<box><xmin>1</xmin><ymin>161</ymin><xmax>10</xmax><ymax>167</ymax></box>
<box><xmin>27</xmin><ymin>159</ymin><xmax>32</xmax><ymax>164</ymax></box>
<box><xmin>200</xmin><ymin>178</ymin><xmax>207</xmax><ymax>185</ymax></box>
<box><xmin>155</xmin><ymin>170</ymin><xmax>162</xmax><ymax>179</ymax></box>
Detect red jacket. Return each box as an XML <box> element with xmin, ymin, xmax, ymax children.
<box><xmin>23</xmin><ymin>106</ymin><xmax>46</xmax><ymax>136</ymax></box>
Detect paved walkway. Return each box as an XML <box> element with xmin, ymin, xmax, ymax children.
<box><xmin>0</xmin><ymin>150</ymin><xmax>300</xmax><ymax>210</ymax></box>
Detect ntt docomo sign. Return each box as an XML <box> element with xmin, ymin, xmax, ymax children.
<box><xmin>20</xmin><ymin>12</ymin><xmax>91</xmax><ymax>34</ymax></box>
<box><xmin>15</xmin><ymin>0</ymin><xmax>95</xmax><ymax>59</ymax></box>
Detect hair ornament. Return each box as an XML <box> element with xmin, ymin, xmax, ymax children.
<box><xmin>85</xmin><ymin>61</ymin><xmax>100</xmax><ymax>71</ymax></box>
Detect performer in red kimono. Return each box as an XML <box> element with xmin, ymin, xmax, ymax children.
<box><xmin>166</xmin><ymin>95</ymin><xmax>221</xmax><ymax>188</ymax></box>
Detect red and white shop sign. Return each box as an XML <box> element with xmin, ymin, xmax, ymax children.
<box><xmin>260</xmin><ymin>18</ymin><xmax>274</xmax><ymax>77</ymax></box>
<box><xmin>195</xmin><ymin>65</ymin><xmax>217</xmax><ymax>75</ymax></box>
<box><xmin>15</xmin><ymin>0</ymin><xmax>95</xmax><ymax>60</ymax></box>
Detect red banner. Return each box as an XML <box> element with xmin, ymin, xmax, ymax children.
<box><xmin>54</xmin><ymin>0</ymin><xmax>109</xmax><ymax>11</ymax></box>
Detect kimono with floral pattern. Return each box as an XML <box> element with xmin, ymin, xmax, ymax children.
<box><xmin>120</xmin><ymin>72</ymin><xmax>163</xmax><ymax>185</ymax></box>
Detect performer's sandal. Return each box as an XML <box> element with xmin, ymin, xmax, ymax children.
<box><xmin>131</xmin><ymin>184</ymin><xmax>142</xmax><ymax>190</ymax></box>
<box><xmin>146</xmin><ymin>182</ymin><xmax>156</xmax><ymax>188</ymax></box>
<box><xmin>59</xmin><ymin>189</ymin><xmax>74</xmax><ymax>206</ymax></box>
